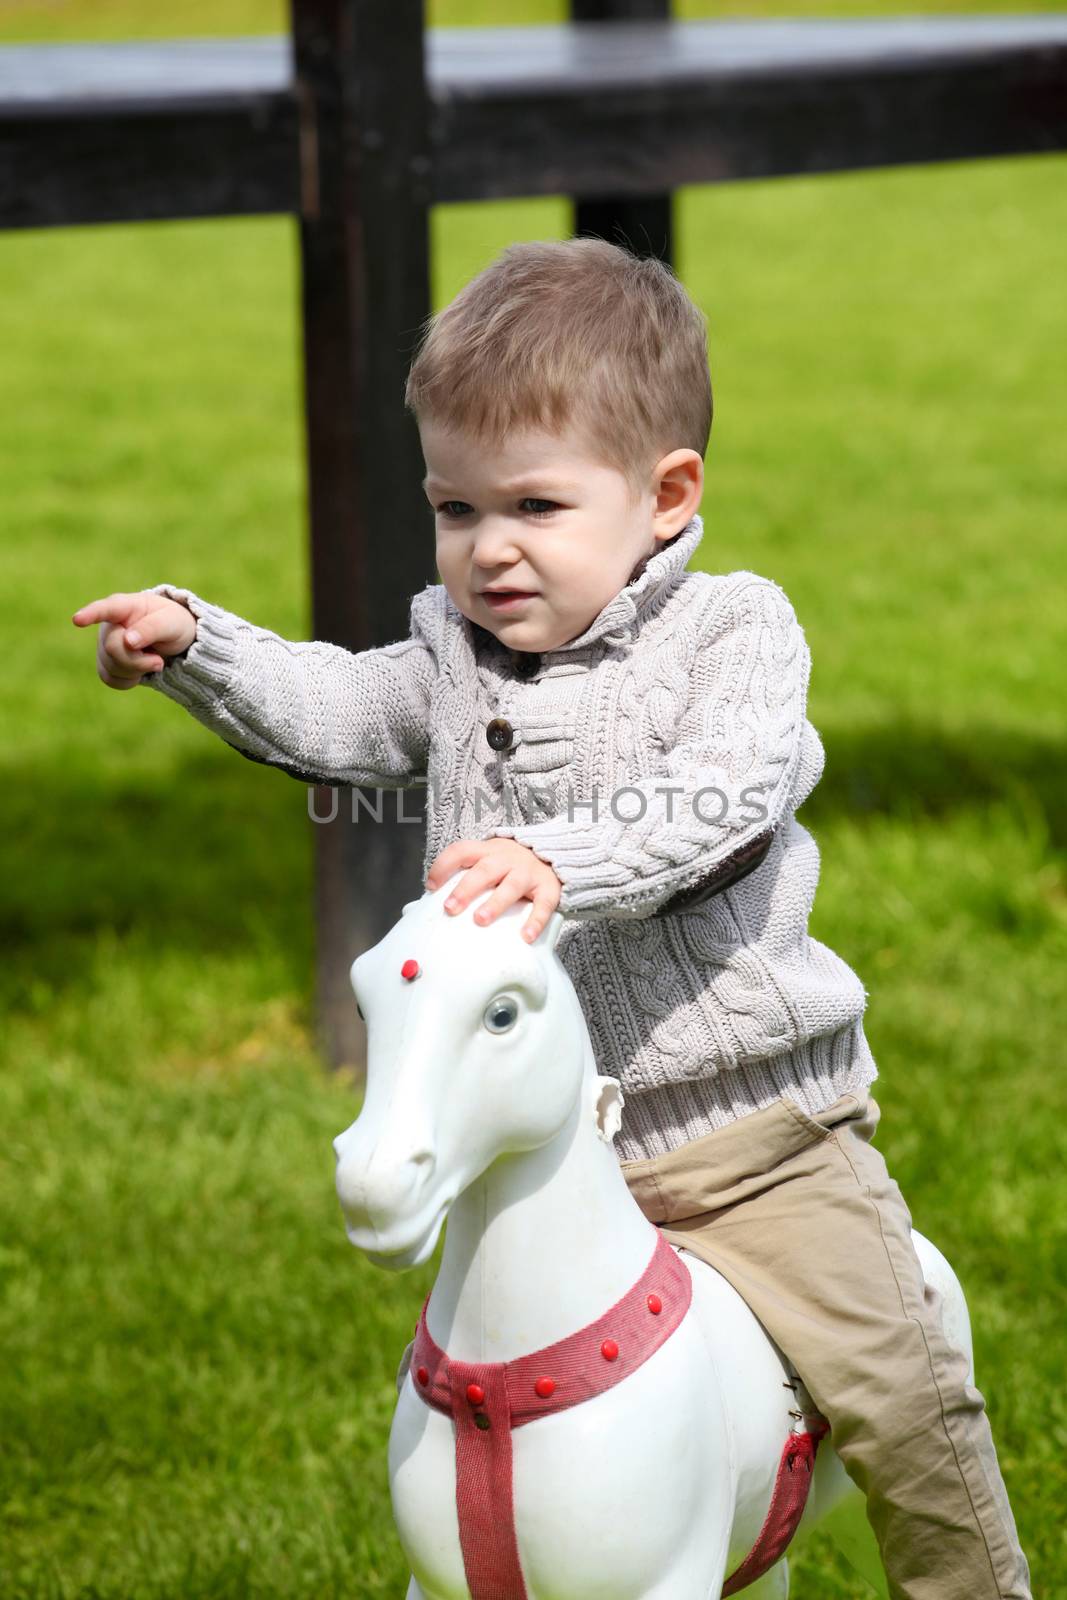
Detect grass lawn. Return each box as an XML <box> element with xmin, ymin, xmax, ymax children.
<box><xmin>1</xmin><ymin>4</ymin><xmax>1065</xmax><ymax>1596</ymax></box>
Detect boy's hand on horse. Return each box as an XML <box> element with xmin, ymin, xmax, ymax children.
<box><xmin>72</xmin><ymin>591</ymin><xmax>198</xmax><ymax>690</ymax></box>
<box><xmin>427</xmin><ymin>838</ymin><xmax>562</xmax><ymax>944</ymax></box>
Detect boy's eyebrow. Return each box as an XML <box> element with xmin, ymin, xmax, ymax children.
<box><xmin>422</xmin><ymin>475</ymin><xmax>580</xmax><ymax>495</ymax></box>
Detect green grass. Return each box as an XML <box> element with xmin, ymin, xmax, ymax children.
<box><xmin>2</xmin><ymin>0</ymin><xmax>1066</xmax><ymax>41</ymax></box>
<box><xmin>2</xmin><ymin>3</ymin><xmax>1066</xmax><ymax>1596</ymax></box>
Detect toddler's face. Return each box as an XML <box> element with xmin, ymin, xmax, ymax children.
<box><xmin>421</xmin><ymin>417</ymin><xmax>698</xmax><ymax>654</ymax></box>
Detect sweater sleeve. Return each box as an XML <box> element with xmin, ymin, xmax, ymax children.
<box><xmin>138</xmin><ymin>582</ymin><xmax>440</xmax><ymax>789</ymax></box>
<box><xmin>491</xmin><ymin>574</ymin><xmax>822</xmax><ymax>921</ymax></box>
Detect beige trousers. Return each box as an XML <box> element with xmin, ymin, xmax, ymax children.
<box><xmin>619</xmin><ymin>1089</ymin><xmax>1032</xmax><ymax>1600</ymax></box>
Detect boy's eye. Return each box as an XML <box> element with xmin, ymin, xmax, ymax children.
<box><xmin>435</xmin><ymin>498</ymin><xmax>561</xmax><ymax>519</ymax></box>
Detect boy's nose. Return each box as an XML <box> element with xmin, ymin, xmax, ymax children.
<box><xmin>472</xmin><ymin>519</ymin><xmax>524</xmax><ymax>566</ymax></box>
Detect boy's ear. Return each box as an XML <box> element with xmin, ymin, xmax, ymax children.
<box><xmin>652</xmin><ymin>447</ymin><xmax>704</xmax><ymax>534</ymax></box>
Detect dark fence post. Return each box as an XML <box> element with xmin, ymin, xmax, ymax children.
<box><xmin>571</xmin><ymin>0</ymin><xmax>673</xmax><ymax>264</ymax></box>
<box><xmin>292</xmin><ymin>0</ymin><xmax>434</xmax><ymax>1073</ymax></box>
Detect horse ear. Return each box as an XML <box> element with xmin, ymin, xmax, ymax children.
<box><xmin>544</xmin><ymin>909</ymin><xmax>566</xmax><ymax>950</ymax></box>
<box><xmin>593</xmin><ymin>1075</ymin><xmax>625</xmax><ymax>1144</ymax></box>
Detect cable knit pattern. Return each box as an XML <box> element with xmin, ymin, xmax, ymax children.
<box><xmin>140</xmin><ymin>513</ymin><xmax>878</xmax><ymax>1160</ymax></box>
<box><xmin>493</xmin><ymin>574</ymin><xmax>810</xmax><ymax>917</ymax></box>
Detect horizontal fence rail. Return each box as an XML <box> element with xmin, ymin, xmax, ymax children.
<box><xmin>2</xmin><ymin>17</ymin><xmax>1066</xmax><ymax>229</ymax></box>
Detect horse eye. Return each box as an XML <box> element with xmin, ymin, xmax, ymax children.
<box><xmin>483</xmin><ymin>995</ymin><xmax>519</xmax><ymax>1034</ymax></box>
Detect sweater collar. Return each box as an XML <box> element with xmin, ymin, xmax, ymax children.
<box><xmin>549</xmin><ymin>511</ymin><xmax>704</xmax><ymax>654</ymax></box>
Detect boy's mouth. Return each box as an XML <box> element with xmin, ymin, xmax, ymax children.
<box><xmin>483</xmin><ymin>589</ymin><xmax>537</xmax><ymax>610</ymax></box>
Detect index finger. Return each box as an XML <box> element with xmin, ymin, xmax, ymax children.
<box><xmin>72</xmin><ymin>594</ymin><xmax>136</xmax><ymax>627</ymax></box>
<box><xmin>426</xmin><ymin>840</ymin><xmax>484</xmax><ymax>887</ymax></box>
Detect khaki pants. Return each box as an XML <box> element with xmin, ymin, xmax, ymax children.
<box><xmin>619</xmin><ymin>1090</ymin><xmax>1032</xmax><ymax>1600</ymax></box>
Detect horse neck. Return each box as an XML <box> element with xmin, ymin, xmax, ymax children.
<box><xmin>427</xmin><ymin>1053</ymin><xmax>658</xmax><ymax>1362</ymax></box>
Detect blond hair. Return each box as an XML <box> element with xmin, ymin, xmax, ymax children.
<box><xmin>404</xmin><ymin>237</ymin><xmax>711</xmax><ymax>502</ymax></box>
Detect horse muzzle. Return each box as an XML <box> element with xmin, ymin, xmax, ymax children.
<box><xmin>333</xmin><ymin>1130</ymin><xmax>445</xmax><ymax>1261</ymax></box>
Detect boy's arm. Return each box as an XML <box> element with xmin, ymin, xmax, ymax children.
<box><xmin>491</xmin><ymin>574</ymin><xmax>822</xmax><ymax>920</ymax></box>
<box><xmin>138</xmin><ymin>582</ymin><xmax>441</xmax><ymax>789</ymax></box>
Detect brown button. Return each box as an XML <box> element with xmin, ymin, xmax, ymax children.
<box><xmin>486</xmin><ymin>717</ymin><xmax>514</xmax><ymax>752</ymax></box>
<box><xmin>474</xmin><ymin>1413</ymin><xmax>491</xmax><ymax>1431</ymax></box>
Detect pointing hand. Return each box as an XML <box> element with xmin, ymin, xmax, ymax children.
<box><xmin>72</xmin><ymin>591</ymin><xmax>197</xmax><ymax>690</ymax></box>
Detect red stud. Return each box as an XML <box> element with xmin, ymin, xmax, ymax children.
<box><xmin>401</xmin><ymin>958</ymin><xmax>420</xmax><ymax>981</ymax></box>
<box><xmin>647</xmin><ymin>1293</ymin><xmax>662</xmax><ymax>1315</ymax></box>
<box><xmin>466</xmin><ymin>1383</ymin><xmax>486</xmax><ymax>1405</ymax></box>
<box><xmin>601</xmin><ymin>1339</ymin><xmax>619</xmax><ymax>1362</ymax></box>
<box><xmin>416</xmin><ymin>1366</ymin><xmax>429</xmax><ymax>1387</ymax></box>
<box><xmin>534</xmin><ymin>1376</ymin><xmax>555</xmax><ymax>1399</ymax></box>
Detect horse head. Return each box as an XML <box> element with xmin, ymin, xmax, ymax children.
<box><xmin>332</xmin><ymin>871</ymin><xmax>624</xmax><ymax>1271</ymax></box>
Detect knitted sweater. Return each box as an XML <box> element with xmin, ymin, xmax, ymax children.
<box><xmin>141</xmin><ymin>512</ymin><xmax>878</xmax><ymax>1161</ymax></box>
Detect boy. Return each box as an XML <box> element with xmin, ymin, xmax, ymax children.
<box><xmin>72</xmin><ymin>238</ymin><xmax>1030</xmax><ymax>1598</ymax></box>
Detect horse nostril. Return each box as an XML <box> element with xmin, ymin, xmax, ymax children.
<box><xmin>408</xmin><ymin>1150</ymin><xmax>435</xmax><ymax>1178</ymax></box>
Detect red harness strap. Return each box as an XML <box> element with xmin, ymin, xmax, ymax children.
<box><xmin>721</xmin><ymin>1413</ymin><xmax>832</xmax><ymax>1595</ymax></box>
<box><xmin>411</xmin><ymin>1230</ymin><xmax>828</xmax><ymax>1598</ymax></box>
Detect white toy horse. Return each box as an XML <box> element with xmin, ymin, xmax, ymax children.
<box><xmin>333</xmin><ymin>877</ymin><xmax>974</xmax><ymax>1600</ymax></box>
